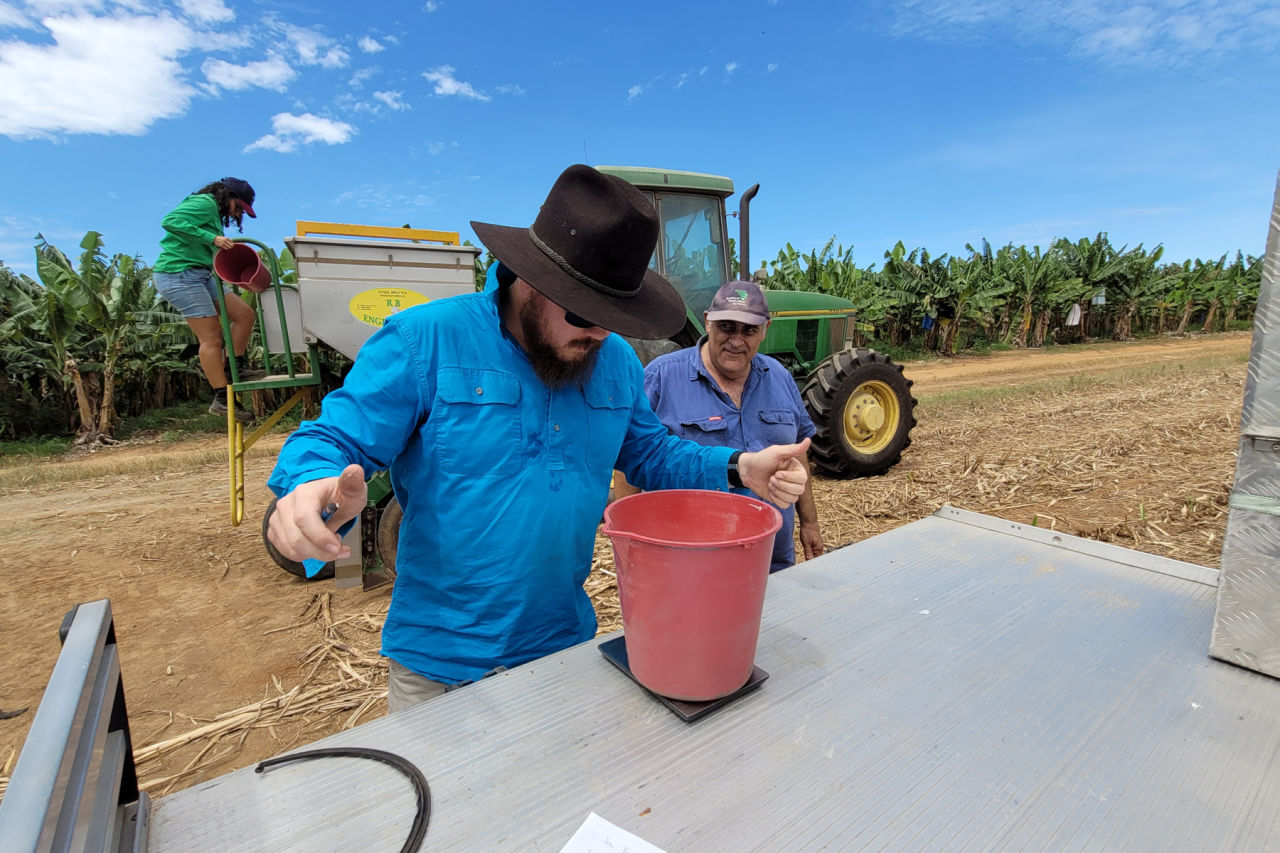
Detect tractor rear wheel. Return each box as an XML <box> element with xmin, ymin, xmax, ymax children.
<box><xmin>802</xmin><ymin>348</ymin><xmax>917</xmax><ymax>478</ymax></box>
<box><xmin>261</xmin><ymin>496</ymin><xmax>336</xmax><ymax>580</ymax></box>
<box><xmin>376</xmin><ymin>497</ymin><xmax>402</xmax><ymax>576</ymax></box>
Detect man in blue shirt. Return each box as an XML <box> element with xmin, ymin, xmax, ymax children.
<box><xmin>641</xmin><ymin>280</ymin><xmax>825</xmax><ymax>572</ymax></box>
<box><xmin>266</xmin><ymin>165</ymin><xmax>812</xmax><ymax>711</ymax></box>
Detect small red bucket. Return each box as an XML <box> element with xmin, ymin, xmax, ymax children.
<box><xmin>214</xmin><ymin>243</ymin><xmax>271</xmax><ymax>293</ymax></box>
<box><xmin>602</xmin><ymin>489</ymin><xmax>781</xmax><ymax>701</ymax></box>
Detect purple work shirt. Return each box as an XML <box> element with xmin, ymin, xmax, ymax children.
<box><xmin>643</xmin><ymin>339</ymin><xmax>816</xmax><ymax>571</ymax></box>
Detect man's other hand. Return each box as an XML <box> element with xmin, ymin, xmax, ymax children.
<box><xmin>739</xmin><ymin>437</ymin><xmax>811</xmax><ymax>509</ymax></box>
<box><xmin>267</xmin><ymin>463</ymin><xmax>367</xmax><ymax>562</ymax></box>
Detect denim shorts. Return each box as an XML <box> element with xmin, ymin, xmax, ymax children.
<box><xmin>154</xmin><ymin>267</ymin><xmax>225</xmax><ymax>319</ymax></box>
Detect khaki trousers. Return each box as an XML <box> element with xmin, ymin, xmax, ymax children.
<box><xmin>386</xmin><ymin>659</ymin><xmax>448</xmax><ymax>713</ymax></box>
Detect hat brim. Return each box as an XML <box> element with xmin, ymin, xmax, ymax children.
<box><xmin>238</xmin><ymin>200</ymin><xmax>257</xmax><ymax>218</ymax></box>
<box><xmin>471</xmin><ymin>220</ymin><xmax>687</xmax><ymax>340</ymax></box>
<box><xmin>706</xmin><ymin>309</ymin><xmax>770</xmax><ymax>326</ymax></box>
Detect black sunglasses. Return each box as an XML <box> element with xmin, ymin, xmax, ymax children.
<box><xmin>564</xmin><ymin>309</ymin><xmax>600</xmax><ymax>329</ymax></box>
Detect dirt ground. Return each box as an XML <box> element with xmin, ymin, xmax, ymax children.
<box><xmin>0</xmin><ymin>331</ymin><xmax>1253</xmax><ymax>799</ymax></box>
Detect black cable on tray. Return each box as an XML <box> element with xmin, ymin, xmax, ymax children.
<box><xmin>255</xmin><ymin>746</ymin><xmax>430</xmax><ymax>852</ymax></box>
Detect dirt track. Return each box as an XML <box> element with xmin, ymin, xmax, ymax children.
<box><xmin>0</xmin><ymin>331</ymin><xmax>1253</xmax><ymax>797</ymax></box>
<box><xmin>900</xmin><ymin>332</ymin><xmax>1251</xmax><ymax>392</ymax></box>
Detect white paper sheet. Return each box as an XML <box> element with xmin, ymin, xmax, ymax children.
<box><xmin>559</xmin><ymin>811</ymin><xmax>668</xmax><ymax>853</ymax></box>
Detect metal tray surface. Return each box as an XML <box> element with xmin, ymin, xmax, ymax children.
<box><xmin>149</xmin><ymin>507</ymin><xmax>1280</xmax><ymax>852</ymax></box>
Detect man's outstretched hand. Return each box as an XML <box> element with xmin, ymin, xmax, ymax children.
<box><xmin>739</xmin><ymin>437</ymin><xmax>811</xmax><ymax>509</ymax></box>
<box><xmin>267</xmin><ymin>463</ymin><xmax>367</xmax><ymax>562</ymax></box>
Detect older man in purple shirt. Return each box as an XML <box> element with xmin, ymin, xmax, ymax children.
<box><xmin>641</xmin><ymin>281</ymin><xmax>825</xmax><ymax>572</ymax></box>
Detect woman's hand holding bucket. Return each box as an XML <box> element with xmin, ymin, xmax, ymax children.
<box><xmin>739</xmin><ymin>437</ymin><xmax>811</xmax><ymax>509</ymax></box>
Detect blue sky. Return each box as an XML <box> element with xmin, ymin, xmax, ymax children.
<box><xmin>2</xmin><ymin>0</ymin><xmax>1278</xmax><ymax>281</ymax></box>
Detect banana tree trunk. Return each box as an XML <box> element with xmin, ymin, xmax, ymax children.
<box><xmin>996</xmin><ymin>309</ymin><xmax>1012</xmax><ymax>344</ymax></box>
<box><xmin>97</xmin><ymin>341</ymin><xmax>121</xmax><ymax>436</ymax></box>
<box><xmin>1113</xmin><ymin>307</ymin><xmax>1134</xmax><ymax>340</ymax></box>
<box><xmin>1176</xmin><ymin>300</ymin><xmax>1195</xmax><ymax>334</ymax></box>
<box><xmin>64</xmin><ymin>356</ymin><xmax>97</xmax><ymax>440</ymax></box>
<box><xmin>1031</xmin><ymin>310</ymin><xmax>1050</xmax><ymax>347</ymax></box>
<box><xmin>940</xmin><ymin>314</ymin><xmax>963</xmax><ymax>356</ymax></box>
<box><xmin>1013</xmin><ymin>302</ymin><xmax>1033</xmax><ymax>348</ymax></box>
<box><xmin>1201</xmin><ymin>299</ymin><xmax>1220</xmax><ymax>333</ymax></box>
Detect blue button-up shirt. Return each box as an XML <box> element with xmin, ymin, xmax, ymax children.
<box><xmin>644</xmin><ymin>340</ymin><xmax>815</xmax><ymax>571</ymax></box>
<box><xmin>269</xmin><ymin>287</ymin><xmax>734</xmax><ymax>684</ymax></box>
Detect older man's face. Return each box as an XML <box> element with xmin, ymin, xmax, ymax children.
<box><xmin>704</xmin><ymin>317</ymin><xmax>767</xmax><ymax>381</ymax></box>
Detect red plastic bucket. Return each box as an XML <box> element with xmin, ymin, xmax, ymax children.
<box><xmin>214</xmin><ymin>243</ymin><xmax>271</xmax><ymax>293</ymax></box>
<box><xmin>602</xmin><ymin>489</ymin><xmax>781</xmax><ymax>701</ymax></box>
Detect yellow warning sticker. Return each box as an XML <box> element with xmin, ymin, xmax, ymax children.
<box><xmin>348</xmin><ymin>287</ymin><xmax>430</xmax><ymax>328</ymax></box>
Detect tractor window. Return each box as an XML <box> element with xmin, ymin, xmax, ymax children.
<box><xmin>652</xmin><ymin>193</ymin><xmax>727</xmax><ymax>318</ymax></box>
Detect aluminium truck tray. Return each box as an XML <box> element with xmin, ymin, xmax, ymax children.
<box><xmin>148</xmin><ymin>506</ymin><xmax>1280</xmax><ymax>851</ymax></box>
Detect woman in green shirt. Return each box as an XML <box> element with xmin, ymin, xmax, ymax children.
<box><xmin>154</xmin><ymin>177</ymin><xmax>263</xmax><ymax>423</ymax></box>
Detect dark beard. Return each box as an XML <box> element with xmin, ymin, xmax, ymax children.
<box><xmin>520</xmin><ymin>298</ymin><xmax>602</xmax><ymax>388</ymax></box>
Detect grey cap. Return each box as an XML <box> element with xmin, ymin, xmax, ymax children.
<box><xmin>705</xmin><ymin>280</ymin><xmax>770</xmax><ymax>325</ymax></box>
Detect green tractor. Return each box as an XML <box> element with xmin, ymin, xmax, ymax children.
<box><xmin>597</xmin><ymin>166</ymin><xmax>917</xmax><ymax>478</ymax></box>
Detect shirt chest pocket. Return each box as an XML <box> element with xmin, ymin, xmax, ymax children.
<box><xmin>435</xmin><ymin>368</ymin><xmax>523</xmax><ymax>477</ymax></box>
<box><xmin>584</xmin><ymin>380</ymin><xmax>631</xmax><ymax>472</ymax></box>
<box><xmin>758</xmin><ymin>410</ymin><xmax>798</xmax><ymax>447</ymax></box>
<box><xmin>679</xmin><ymin>415</ymin><xmax>732</xmax><ymax>447</ymax></box>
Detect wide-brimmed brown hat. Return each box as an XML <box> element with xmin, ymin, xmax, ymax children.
<box><xmin>471</xmin><ymin>164</ymin><xmax>686</xmax><ymax>340</ymax></box>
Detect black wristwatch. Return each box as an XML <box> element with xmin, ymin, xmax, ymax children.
<box><xmin>727</xmin><ymin>450</ymin><xmax>744</xmax><ymax>488</ymax></box>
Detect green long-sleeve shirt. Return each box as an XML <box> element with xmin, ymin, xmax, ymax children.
<box><xmin>155</xmin><ymin>193</ymin><xmax>223</xmax><ymax>273</ymax></box>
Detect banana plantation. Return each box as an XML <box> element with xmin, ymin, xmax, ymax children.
<box><xmin>762</xmin><ymin>235</ymin><xmax>1261</xmax><ymax>355</ymax></box>
<box><xmin>0</xmin><ymin>230</ymin><xmax>1262</xmax><ymax>443</ymax></box>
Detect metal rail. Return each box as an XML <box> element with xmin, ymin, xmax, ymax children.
<box><xmin>0</xmin><ymin>600</ymin><xmax>149</xmax><ymax>853</ymax></box>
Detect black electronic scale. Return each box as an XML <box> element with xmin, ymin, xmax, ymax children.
<box><xmin>598</xmin><ymin>635</ymin><xmax>768</xmax><ymax>722</ymax></box>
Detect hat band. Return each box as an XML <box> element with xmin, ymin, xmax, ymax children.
<box><xmin>527</xmin><ymin>227</ymin><xmax>637</xmax><ymax>298</ymax></box>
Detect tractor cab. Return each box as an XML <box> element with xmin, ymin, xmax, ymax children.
<box><xmin>609</xmin><ymin>167</ymin><xmax>736</xmax><ymax>318</ymax></box>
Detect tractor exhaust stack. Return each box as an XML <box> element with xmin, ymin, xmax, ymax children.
<box><xmin>738</xmin><ymin>183</ymin><xmax>759</xmax><ymax>281</ymax></box>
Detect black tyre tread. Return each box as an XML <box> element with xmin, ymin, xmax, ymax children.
<box><xmin>802</xmin><ymin>348</ymin><xmax>917</xmax><ymax>479</ymax></box>
<box><xmin>261</xmin><ymin>496</ymin><xmax>336</xmax><ymax>581</ymax></box>
<box><xmin>376</xmin><ymin>498</ymin><xmax>402</xmax><ymax>575</ymax></box>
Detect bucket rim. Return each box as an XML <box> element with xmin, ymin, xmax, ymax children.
<box><xmin>602</xmin><ymin>488</ymin><xmax>782</xmax><ymax>548</ymax></box>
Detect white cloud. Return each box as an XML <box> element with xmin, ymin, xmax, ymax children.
<box><xmin>0</xmin><ymin>13</ymin><xmax>195</xmax><ymax>138</ymax></box>
<box><xmin>0</xmin><ymin>2</ymin><xmax>34</xmax><ymax>28</ymax></box>
<box><xmin>424</xmin><ymin>140</ymin><xmax>454</xmax><ymax>155</ymax></box>
<box><xmin>349</xmin><ymin>66</ymin><xmax>377</xmax><ymax>88</ymax></box>
<box><xmin>177</xmin><ymin>0</ymin><xmax>232</xmax><ymax>25</ymax></box>
<box><xmin>886</xmin><ymin>1</ymin><xmax>1280</xmax><ymax>67</ymax></box>
<box><xmin>766</xmin><ymin>62</ymin><xmax>779</xmax><ymax>72</ymax></box>
<box><xmin>495</xmin><ymin>83</ymin><xmax>524</xmax><ymax>95</ymax></box>
<box><xmin>423</xmin><ymin>65</ymin><xmax>488</xmax><ymax>100</ymax></box>
<box><xmin>423</xmin><ymin>1</ymin><xmax>440</xmax><ymax>11</ymax></box>
<box><xmin>203</xmin><ymin>54</ymin><xmax>295</xmax><ymax>92</ymax></box>
<box><xmin>628</xmin><ymin>71</ymin><xmax>666</xmax><ymax>100</ymax></box>
<box><xmin>373</xmin><ymin>90</ymin><xmax>408</xmax><ymax>110</ymax></box>
<box><xmin>287</xmin><ymin>26</ymin><xmax>348</xmax><ymax>68</ymax></box>
<box><xmin>244</xmin><ymin>111</ymin><xmax>355</xmax><ymax>153</ymax></box>
<box><xmin>332</xmin><ymin>183</ymin><xmax>435</xmax><ymax>210</ymax></box>
<box><xmin>23</xmin><ymin>0</ymin><xmax>103</xmax><ymax>14</ymax></box>
<box><xmin>358</xmin><ymin>35</ymin><xmax>384</xmax><ymax>53</ymax></box>
<box><xmin>725</xmin><ymin>61</ymin><xmax>739</xmax><ymax>74</ymax></box>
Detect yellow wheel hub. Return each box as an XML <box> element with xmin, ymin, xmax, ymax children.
<box><xmin>842</xmin><ymin>380</ymin><xmax>899</xmax><ymax>453</ymax></box>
